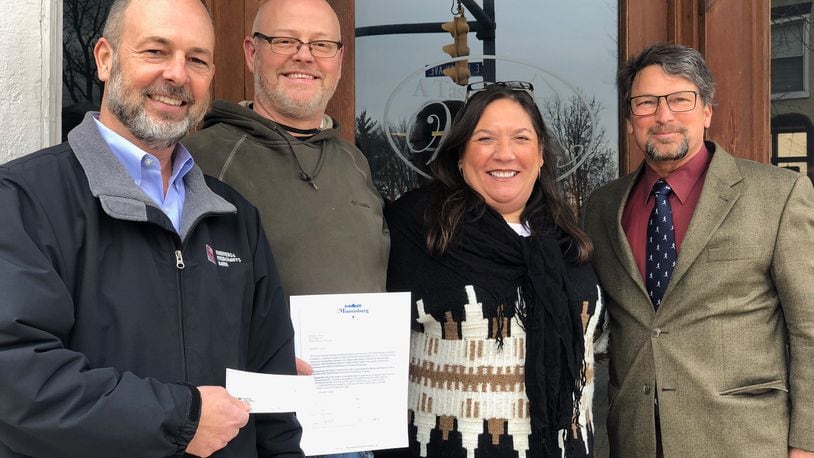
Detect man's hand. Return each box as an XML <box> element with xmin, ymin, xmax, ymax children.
<box><xmin>295</xmin><ymin>357</ymin><xmax>313</xmax><ymax>375</ymax></box>
<box><xmin>790</xmin><ymin>447</ymin><xmax>814</xmax><ymax>458</ymax></box>
<box><xmin>186</xmin><ymin>386</ymin><xmax>250</xmax><ymax>457</ymax></box>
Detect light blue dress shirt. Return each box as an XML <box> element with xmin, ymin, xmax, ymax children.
<box><xmin>93</xmin><ymin>117</ymin><xmax>194</xmax><ymax>233</ymax></box>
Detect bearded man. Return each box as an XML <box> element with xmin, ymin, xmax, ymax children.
<box><xmin>0</xmin><ymin>0</ymin><xmax>302</xmax><ymax>456</ymax></box>
<box><xmin>583</xmin><ymin>43</ymin><xmax>814</xmax><ymax>458</ymax></box>
<box><xmin>183</xmin><ymin>4</ymin><xmax>387</xmax><ymax>457</ymax></box>
<box><xmin>184</xmin><ymin>0</ymin><xmax>388</xmax><ymax>319</ymax></box>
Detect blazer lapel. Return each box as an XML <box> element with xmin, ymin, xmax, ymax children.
<box><xmin>606</xmin><ymin>169</ymin><xmax>650</xmax><ymax>297</ymax></box>
<box><xmin>664</xmin><ymin>144</ymin><xmax>742</xmax><ymax>298</ymax></box>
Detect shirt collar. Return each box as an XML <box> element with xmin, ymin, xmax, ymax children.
<box><xmin>641</xmin><ymin>143</ymin><xmax>711</xmax><ymax>205</ymax></box>
<box><xmin>92</xmin><ymin>116</ymin><xmax>194</xmax><ymax>188</ymax></box>
<box><xmin>170</xmin><ymin>145</ymin><xmax>195</xmax><ymax>190</ymax></box>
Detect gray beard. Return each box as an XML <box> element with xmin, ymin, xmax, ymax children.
<box><xmin>106</xmin><ymin>65</ymin><xmax>206</xmax><ymax>151</ymax></box>
<box><xmin>255</xmin><ymin>71</ymin><xmax>333</xmax><ymax>121</ymax></box>
<box><xmin>646</xmin><ymin>136</ymin><xmax>689</xmax><ymax>162</ymax></box>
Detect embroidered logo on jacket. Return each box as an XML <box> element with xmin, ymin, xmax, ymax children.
<box><xmin>206</xmin><ymin>244</ymin><xmax>242</xmax><ymax>267</ymax></box>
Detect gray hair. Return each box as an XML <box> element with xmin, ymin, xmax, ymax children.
<box><xmin>617</xmin><ymin>43</ymin><xmax>716</xmax><ymax>118</ymax></box>
<box><xmin>101</xmin><ymin>0</ymin><xmax>131</xmax><ymax>48</ymax></box>
<box><xmin>102</xmin><ymin>0</ymin><xmax>211</xmax><ymax>49</ymax></box>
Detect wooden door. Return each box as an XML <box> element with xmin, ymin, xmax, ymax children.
<box><xmin>619</xmin><ymin>0</ymin><xmax>770</xmax><ymax>174</ymax></box>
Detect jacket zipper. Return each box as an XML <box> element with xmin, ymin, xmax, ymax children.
<box><xmin>171</xmin><ymin>211</ymin><xmax>233</xmax><ymax>383</ymax></box>
<box><xmin>173</xmin><ymin>214</ymin><xmax>217</xmax><ymax>383</ymax></box>
<box><xmin>175</xmin><ymin>250</ymin><xmax>186</xmax><ymax>269</ymax></box>
<box><xmin>175</xmin><ymin>245</ymin><xmax>188</xmax><ymax>381</ymax></box>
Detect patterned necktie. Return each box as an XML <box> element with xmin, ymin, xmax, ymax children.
<box><xmin>646</xmin><ymin>179</ymin><xmax>676</xmax><ymax>309</ymax></box>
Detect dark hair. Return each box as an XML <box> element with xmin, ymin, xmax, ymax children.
<box><xmin>425</xmin><ymin>85</ymin><xmax>592</xmax><ymax>262</ymax></box>
<box><xmin>617</xmin><ymin>43</ymin><xmax>716</xmax><ymax>118</ymax></box>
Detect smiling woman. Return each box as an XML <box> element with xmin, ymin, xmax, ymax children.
<box><xmin>384</xmin><ymin>83</ymin><xmax>604</xmax><ymax>458</ymax></box>
<box><xmin>458</xmin><ymin>97</ymin><xmax>544</xmax><ymax>223</ymax></box>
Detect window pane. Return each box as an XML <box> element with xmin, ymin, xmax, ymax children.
<box><xmin>772</xmin><ymin>20</ymin><xmax>806</xmax><ymax>58</ymax></box>
<box><xmin>779</xmin><ymin>161</ymin><xmax>809</xmax><ymax>176</ymax></box>
<box><xmin>772</xmin><ymin>56</ymin><xmax>805</xmax><ymax>92</ymax></box>
<box><xmin>355</xmin><ymin>1</ymin><xmax>619</xmax><ymax>208</ymax></box>
<box><xmin>770</xmin><ymin>2</ymin><xmax>813</xmax><ymax>184</ymax></box>
<box><xmin>777</xmin><ymin>131</ymin><xmax>807</xmax><ymax>157</ymax></box>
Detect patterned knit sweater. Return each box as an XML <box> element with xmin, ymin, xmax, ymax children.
<box><xmin>406</xmin><ymin>283</ymin><xmax>604</xmax><ymax>458</ymax></box>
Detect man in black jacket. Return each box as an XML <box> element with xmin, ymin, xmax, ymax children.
<box><xmin>0</xmin><ymin>0</ymin><xmax>302</xmax><ymax>456</ymax></box>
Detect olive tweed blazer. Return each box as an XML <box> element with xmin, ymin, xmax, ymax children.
<box><xmin>583</xmin><ymin>142</ymin><xmax>814</xmax><ymax>457</ymax></box>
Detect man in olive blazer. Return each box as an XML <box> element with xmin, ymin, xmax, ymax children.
<box><xmin>584</xmin><ymin>43</ymin><xmax>814</xmax><ymax>457</ymax></box>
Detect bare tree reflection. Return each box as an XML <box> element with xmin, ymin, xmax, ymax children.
<box><xmin>545</xmin><ymin>93</ymin><xmax>616</xmax><ymax>216</ymax></box>
<box><xmin>356</xmin><ymin>110</ymin><xmax>423</xmax><ymax>203</ymax></box>
<box><xmin>62</xmin><ymin>0</ymin><xmax>112</xmax><ymax>139</ymax></box>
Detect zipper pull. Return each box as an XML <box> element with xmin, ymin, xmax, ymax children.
<box><xmin>175</xmin><ymin>250</ymin><xmax>186</xmax><ymax>269</ymax></box>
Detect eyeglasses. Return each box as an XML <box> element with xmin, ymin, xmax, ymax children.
<box><xmin>629</xmin><ymin>91</ymin><xmax>698</xmax><ymax>116</ymax></box>
<box><xmin>253</xmin><ymin>32</ymin><xmax>343</xmax><ymax>58</ymax></box>
<box><xmin>465</xmin><ymin>81</ymin><xmax>535</xmax><ymax>101</ymax></box>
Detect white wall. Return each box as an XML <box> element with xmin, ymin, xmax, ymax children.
<box><xmin>0</xmin><ymin>0</ymin><xmax>61</xmax><ymax>164</ymax></box>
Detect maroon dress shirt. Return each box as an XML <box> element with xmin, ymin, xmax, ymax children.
<box><xmin>621</xmin><ymin>144</ymin><xmax>712</xmax><ymax>280</ymax></box>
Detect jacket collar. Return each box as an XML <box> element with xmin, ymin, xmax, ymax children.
<box><xmin>607</xmin><ymin>141</ymin><xmax>743</xmax><ymax>308</ymax></box>
<box><xmin>666</xmin><ymin>141</ymin><xmax>742</xmax><ymax>293</ymax></box>
<box><xmin>605</xmin><ymin>168</ymin><xmax>648</xmax><ymax>297</ymax></box>
<box><xmin>68</xmin><ymin>112</ymin><xmax>236</xmax><ymax>241</ymax></box>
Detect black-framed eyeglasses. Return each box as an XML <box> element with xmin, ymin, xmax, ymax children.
<box><xmin>629</xmin><ymin>90</ymin><xmax>698</xmax><ymax>116</ymax></box>
<box><xmin>465</xmin><ymin>81</ymin><xmax>535</xmax><ymax>101</ymax></box>
<box><xmin>253</xmin><ymin>32</ymin><xmax>343</xmax><ymax>58</ymax></box>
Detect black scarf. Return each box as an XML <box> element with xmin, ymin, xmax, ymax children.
<box><xmin>386</xmin><ymin>187</ymin><xmax>587</xmax><ymax>454</ymax></box>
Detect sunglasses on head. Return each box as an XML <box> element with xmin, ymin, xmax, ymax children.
<box><xmin>465</xmin><ymin>81</ymin><xmax>535</xmax><ymax>101</ymax></box>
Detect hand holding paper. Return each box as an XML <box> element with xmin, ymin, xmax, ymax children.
<box><xmin>187</xmin><ymin>386</ymin><xmax>250</xmax><ymax>457</ymax></box>
<box><xmin>225</xmin><ymin>292</ymin><xmax>410</xmax><ymax>456</ymax></box>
